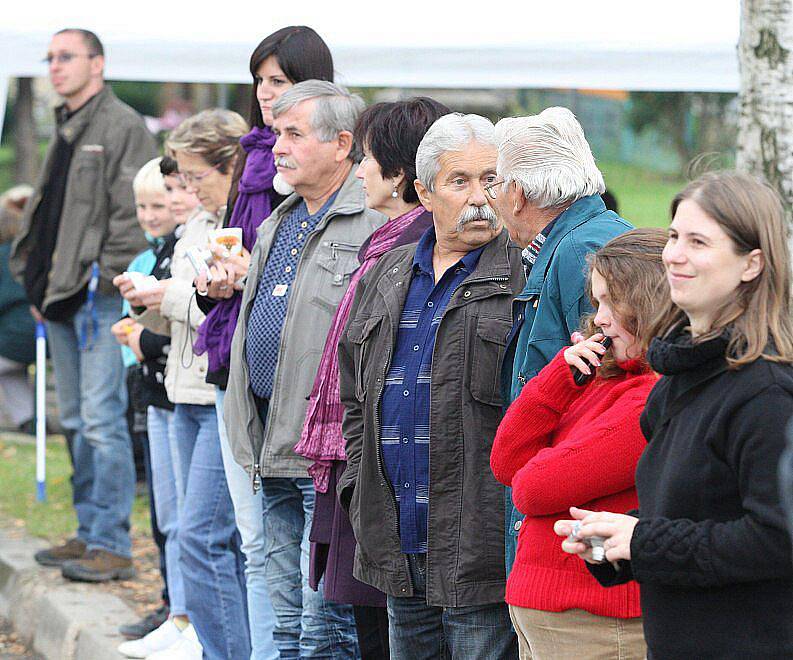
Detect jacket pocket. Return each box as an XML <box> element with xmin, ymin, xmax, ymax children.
<box><xmin>71</xmin><ymin>153</ymin><xmax>103</xmax><ymax>205</ymax></box>
<box><xmin>469</xmin><ymin>316</ymin><xmax>512</xmax><ymax>406</ymax></box>
<box><xmin>347</xmin><ymin>315</ymin><xmax>384</xmax><ymax>401</ymax></box>
<box><xmin>311</xmin><ymin>241</ymin><xmax>361</xmax><ymax>313</ymax></box>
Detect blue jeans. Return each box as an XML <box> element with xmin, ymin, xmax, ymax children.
<box><xmin>147</xmin><ymin>406</ymin><xmax>185</xmax><ymax>615</ymax></box>
<box><xmin>261</xmin><ymin>477</ymin><xmax>359</xmax><ymax>658</ymax></box>
<box><xmin>216</xmin><ymin>388</ymin><xmax>278</xmax><ymax>660</ymax></box>
<box><xmin>172</xmin><ymin>402</ymin><xmax>250</xmax><ymax>660</ymax></box>
<box><xmin>387</xmin><ymin>554</ymin><xmax>517</xmax><ymax>660</ymax></box>
<box><xmin>46</xmin><ymin>292</ymin><xmax>134</xmax><ymax>557</ymax></box>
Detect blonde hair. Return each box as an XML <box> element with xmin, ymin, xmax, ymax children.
<box><xmin>649</xmin><ymin>171</ymin><xmax>793</xmax><ymax>368</ymax></box>
<box><xmin>582</xmin><ymin>228</ymin><xmax>669</xmax><ymax>379</ymax></box>
<box><xmin>132</xmin><ymin>157</ymin><xmax>166</xmax><ymax>198</ymax></box>
<box><xmin>165</xmin><ymin>109</ymin><xmax>248</xmax><ymax>174</ymax></box>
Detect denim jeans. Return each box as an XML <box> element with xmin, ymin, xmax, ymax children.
<box><xmin>216</xmin><ymin>388</ymin><xmax>278</xmax><ymax>660</ymax></box>
<box><xmin>387</xmin><ymin>554</ymin><xmax>517</xmax><ymax>660</ymax></box>
<box><xmin>147</xmin><ymin>406</ymin><xmax>185</xmax><ymax>615</ymax></box>
<box><xmin>261</xmin><ymin>477</ymin><xmax>359</xmax><ymax>659</ymax></box>
<box><xmin>172</xmin><ymin>402</ymin><xmax>250</xmax><ymax>660</ymax></box>
<box><xmin>46</xmin><ymin>292</ymin><xmax>134</xmax><ymax>557</ymax></box>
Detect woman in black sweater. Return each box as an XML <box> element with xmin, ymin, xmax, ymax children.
<box><xmin>555</xmin><ymin>171</ymin><xmax>793</xmax><ymax>659</ymax></box>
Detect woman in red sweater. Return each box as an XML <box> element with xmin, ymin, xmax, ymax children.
<box><xmin>491</xmin><ymin>228</ymin><xmax>668</xmax><ymax>659</ymax></box>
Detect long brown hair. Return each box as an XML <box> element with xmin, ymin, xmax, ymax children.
<box><xmin>582</xmin><ymin>228</ymin><xmax>669</xmax><ymax>379</ymax></box>
<box><xmin>648</xmin><ymin>171</ymin><xmax>793</xmax><ymax>369</ymax></box>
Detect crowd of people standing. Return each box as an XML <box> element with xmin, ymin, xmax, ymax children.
<box><xmin>6</xmin><ymin>23</ymin><xmax>793</xmax><ymax>660</ymax></box>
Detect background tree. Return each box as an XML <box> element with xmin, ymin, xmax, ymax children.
<box><xmin>737</xmin><ymin>0</ymin><xmax>793</xmax><ymax>218</ymax></box>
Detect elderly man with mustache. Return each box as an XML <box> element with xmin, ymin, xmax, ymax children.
<box><xmin>223</xmin><ymin>80</ymin><xmax>386</xmax><ymax>657</ymax></box>
<box><xmin>337</xmin><ymin>113</ymin><xmax>523</xmax><ymax>659</ymax></box>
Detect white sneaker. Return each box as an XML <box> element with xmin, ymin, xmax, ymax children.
<box><xmin>118</xmin><ymin>619</ymin><xmax>183</xmax><ymax>658</ymax></box>
<box><xmin>145</xmin><ymin>624</ymin><xmax>203</xmax><ymax>660</ymax></box>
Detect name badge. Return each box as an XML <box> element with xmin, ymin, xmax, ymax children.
<box><xmin>272</xmin><ymin>284</ymin><xmax>288</xmax><ymax>297</ymax></box>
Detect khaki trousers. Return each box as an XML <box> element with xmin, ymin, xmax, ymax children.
<box><xmin>509</xmin><ymin>605</ymin><xmax>646</xmax><ymax>660</ymax></box>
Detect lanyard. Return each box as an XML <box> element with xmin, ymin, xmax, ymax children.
<box><xmin>78</xmin><ymin>262</ymin><xmax>100</xmax><ymax>351</ymax></box>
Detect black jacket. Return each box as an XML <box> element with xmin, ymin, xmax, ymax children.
<box><xmin>590</xmin><ymin>325</ymin><xmax>793</xmax><ymax>659</ymax></box>
<box><xmin>338</xmin><ymin>230</ymin><xmax>524</xmax><ymax>607</ymax></box>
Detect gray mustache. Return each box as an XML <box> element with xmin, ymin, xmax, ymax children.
<box><xmin>456</xmin><ymin>205</ymin><xmax>499</xmax><ymax>232</ymax></box>
<box><xmin>275</xmin><ymin>156</ymin><xmax>296</xmax><ymax>169</ymax></box>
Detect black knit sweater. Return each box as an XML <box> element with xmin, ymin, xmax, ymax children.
<box><xmin>590</xmin><ymin>325</ymin><xmax>793</xmax><ymax>659</ymax></box>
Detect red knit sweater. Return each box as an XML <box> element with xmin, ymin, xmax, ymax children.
<box><xmin>491</xmin><ymin>349</ymin><xmax>657</xmax><ymax>618</ymax></box>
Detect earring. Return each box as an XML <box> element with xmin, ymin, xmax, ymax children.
<box><xmin>391</xmin><ymin>184</ymin><xmax>399</xmax><ymax>199</ymax></box>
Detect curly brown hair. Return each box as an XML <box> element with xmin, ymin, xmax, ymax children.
<box><xmin>581</xmin><ymin>228</ymin><xmax>669</xmax><ymax>379</ymax></box>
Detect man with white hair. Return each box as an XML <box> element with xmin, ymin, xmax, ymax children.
<box><xmin>486</xmin><ymin>107</ymin><xmax>632</xmax><ymax>572</ymax></box>
<box><xmin>223</xmin><ymin>80</ymin><xmax>385</xmax><ymax>657</ymax></box>
<box><xmin>337</xmin><ymin>113</ymin><xmax>522</xmax><ymax>659</ymax></box>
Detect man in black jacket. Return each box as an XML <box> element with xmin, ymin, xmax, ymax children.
<box><xmin>338</xmin><ymin>113</ymin><xmax>522</xmax><ymax>659</ymax></box>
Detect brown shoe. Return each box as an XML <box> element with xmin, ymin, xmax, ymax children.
<box><xmin>34</xmin><ymin>537</ymin><xmax>86</xmax><ymax>567</ymax></box>
<box><xmin>60</xmin><ymin>549</ymin><xmax>135</xmax><ymax>582</ymax></box>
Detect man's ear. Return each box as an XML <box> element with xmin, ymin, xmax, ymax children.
<box><xmin>510</xmin><ymin>182</ymin><xmax>526</xmax><ymax>215</ymax></box>
<box><xmin>336</xmin><ymin>131</ymin><xmax>354</xmax><ymax>163</ymax></box>
<box><xmin>414</xmin><ymin>178</ymin><xmax>432</xmax><ymax>212</ymax></box>
<box><xmin>741</xmin><ymin>248</ymin><xmax>765</xmax><ymax>283</ymax></box>
<box><xmin>90</xmin><ymin>54</ymin><xmax>105</xmax><ymax>78</ymax></box>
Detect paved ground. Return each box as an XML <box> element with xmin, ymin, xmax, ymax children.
<box><xmin>0</xmin><ymin>619</ymin><xmax>41</xmax><ymax>660</ymax></box>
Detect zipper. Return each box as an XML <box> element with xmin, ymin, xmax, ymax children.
<box><xmin>328</xmin><ymin>241</ymin><xmax>359</xmax><ymax>260</ymax></box>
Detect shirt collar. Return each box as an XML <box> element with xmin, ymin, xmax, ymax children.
<box><xmin>412</xmin><ymin>225</ymin><xmax>486</xmax><ymax>276</ymax></box>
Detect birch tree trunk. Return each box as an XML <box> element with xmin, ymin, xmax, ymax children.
<box><xmin>737</xmin><ymin>0</ymin><xmax>793</xmax><ymax>223</ymax></box>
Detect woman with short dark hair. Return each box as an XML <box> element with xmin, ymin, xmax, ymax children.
<box><xmin>295</xmin><ymin>97</ymin><xmax>449</xmax><ymax>658</ymax></box>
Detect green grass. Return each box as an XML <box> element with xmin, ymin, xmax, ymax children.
<box><xmin>599</xmin><ymin>161</ymin><xmax>684</xmax><ymax>229</ymax></box>
<box><xmin>0</xmin><ymin>435</ymin><xmax>150</xmax><ymax>541</ymax></box>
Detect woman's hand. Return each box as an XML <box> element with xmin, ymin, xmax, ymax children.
<box><xmin>127</xmin><ymin>323</ymin><xmax>145</xmax><ymax>362</ymax></box>
<box><xmin>111</xmin><ymin>318</ymin><xmax>136</xmax><ymax>346</ymax></box>
<box><xmin>564</xmin><ymin>332</ymin><xmax>608</xmax><ymax>377</ymax></box>
<box><xmin>113</xmin><ymin>273</ymin><xmax>136</xmax><ymax>299</ymax></box>
<box><xmin>133</xmin><ymin>279</ymin><xmax>171</xmax><ymax>311</ymax></box>
<box><xmin>555</xmin><ymin>506</ymin><xmax>638</xmax><ymax>563</ymax></box>
<box><xmin>200</xmin><ymin>244</ymin><xmax>251</xmax><ymax>299</ymax></box>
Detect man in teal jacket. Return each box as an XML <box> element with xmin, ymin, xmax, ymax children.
<box><xmin>486</xmin><ymin>107</ymin><xmax>633</xmax><ymax>571</ymax></box>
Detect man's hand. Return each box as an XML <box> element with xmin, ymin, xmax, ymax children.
<box><xmin>29</xmin><ymin>305</ymin><xmax>44</xmax><ymax>324</ymax></box>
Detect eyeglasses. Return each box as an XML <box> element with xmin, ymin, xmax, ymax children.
<box><xmin>179</xmin><ymin>165</ymin><xmax>220</xmax><ymax>185</ymax></box>
<box><xmin>43</xmin><ymin>52</ymin><xmax>99</xmax><ymax>65</ymax></box>
<box><xmin>484</xmin><ymin>179</ymin><xmax>505</xmax><ymax>200</ymax></box>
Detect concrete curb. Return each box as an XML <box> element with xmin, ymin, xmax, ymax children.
<box><xmin>0</xmin><ymin>529</ymin><xmax>136</xmax><ymax>659</ymax></box>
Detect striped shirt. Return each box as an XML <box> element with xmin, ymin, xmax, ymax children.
<box><xmin>379</xmin><ymin>226</ymin><xmax>484</xmax><ymax>553</ymax></box>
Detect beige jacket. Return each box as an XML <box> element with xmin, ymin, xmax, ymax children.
<box><xmin>137</xmin><ymin>208</ymin><xmax>219</xmax><ymax>405</ymax></box>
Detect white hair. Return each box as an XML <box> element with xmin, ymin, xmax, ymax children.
<box><xmin>132</xmin><ymin>157</ymin><xmax>166</xmax><ymax>198</ymax></box>
<box><xmin>415</xmin><ymin>113</ymin><xmax>495</xmax><ymax>192</ymax></box>
<box><xmin>494</xmin><ymin>107</ymin><xmax>605</xmax><ymax>209</ymax></box>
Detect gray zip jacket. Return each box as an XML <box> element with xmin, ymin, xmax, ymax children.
<box><xmin>225</xmin><ymin>167</ymin><xmax>386</xmax><ymax>481</ymax></box>
<box><xmin>10</xmin><ymin>85</ymin><xmax>157</xmax><ymax>303</ymax></box>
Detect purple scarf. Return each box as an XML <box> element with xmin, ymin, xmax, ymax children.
<box><xmin>194</xmin><ymin>126</ymin><xmax>277</xmax><ymax>372</ymax></box>
<box><xmin>295</xmin><ymin>206</ymin><xmax>427</xmax><ymax>492</ymax></box>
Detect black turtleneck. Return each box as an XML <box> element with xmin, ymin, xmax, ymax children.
<box><xmin>590</xmin><ymin>324</ymin><xmax>793</xmax><ymax>659</ymax></box>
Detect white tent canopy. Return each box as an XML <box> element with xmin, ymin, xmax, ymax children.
<box><xmin>0</xmin><ymin>0</ymin><xmax>741</xmax><ymax>137</ymax></box>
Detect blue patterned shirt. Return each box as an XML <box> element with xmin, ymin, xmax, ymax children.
<box><xmin>380</xmin><ymin>226</ymin><xmax>484</xmax><ymax>553</ymax></box>
<box><xmin>246</xmin><ymin>193</ymin><xmax>338</xmax><ymax>399</ymax></box>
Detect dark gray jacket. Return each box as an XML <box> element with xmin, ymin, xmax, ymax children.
<box><xmin>338</xmin><ymin>229</ymin><xmax>524</xmax><ymax>607</ymax></box>
<box><xmin>10</xmin><ymin>86</ymin><xmax>156</xmax><ymax>303</ymax></box>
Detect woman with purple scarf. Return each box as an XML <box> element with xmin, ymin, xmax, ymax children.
<box><xmin>192</xmin><ymin>26</ymin><xmax>334</xmax><ymax>660</ymax></box>
<box><xmin>294</xmin><ymin>98</ymin><xmax>450</xmax><ymax>658</ymax></box>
